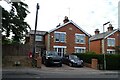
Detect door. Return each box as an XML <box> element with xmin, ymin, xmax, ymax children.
<box><xmin>54</xmin><ymin>48</ymin><xmax>65</xmax><ymax>57</ymax></box>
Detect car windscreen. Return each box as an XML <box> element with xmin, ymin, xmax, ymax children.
<box><xmin>47</xmin><ymin>51</ymin><xmax>58</xmax><ymax>56</ymax></box>
<box><xmin>69</xmin><ymin>55</ymin><xmax>79</xmax><ymax>60</ymax></box>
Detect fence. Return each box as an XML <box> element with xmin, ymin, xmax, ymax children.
<box><xmin>2</xmin><ymin>44</ymin><xmax>32</xmax><ymax>56</ymax></box>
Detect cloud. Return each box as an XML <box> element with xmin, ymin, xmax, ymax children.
<box><xmin>24</xmin><ymin>0</ymin><xmax>119</xmax><ymax>35</ymax></box>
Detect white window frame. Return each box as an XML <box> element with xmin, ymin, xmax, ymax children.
<box><xmin>54</xmin><ymin>46</ymin><xmax>67</xmax><ymax>57</ymax></box>
<box><xmin>107</xmin><ymin>49</ymin><xmax>115</xmax><ymax>54</ymax></box>
<box><xmin>74</xmin><ymin>47</ymin><xmax>86</xmax><ymax>53</ymax></box>
<box><xmin>75</xmin><ymin>33</ymin><xmax>85</xmax><ymax>44</ymax></box>
<box><xmin>107</xmin><ymin>38</ymin><xmax>115</xmax><ymax>47</ymax></box>
<box><xmin>35</xmin><ymin>35</ymin><xmax>43</xmax><ymax>41</ymax></box>
<box><xmin>54</xmin><ymin>31</ymin><xmax>66</xmax><ymax>43</ymax></box>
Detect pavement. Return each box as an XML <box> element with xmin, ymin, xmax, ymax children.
<box><xmin>2</xmin><ymin>64</ymin><xmax>120</xmax><ymax>79</ymax></box>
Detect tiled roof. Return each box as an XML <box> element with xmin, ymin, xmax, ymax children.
<box><xmin>48</xmin><ymin>20</ymin><xmax>91</xmax><ymax>37</ymax></box>
<box><xmin>90</xmin><ymin>29</ymin><xmax>119</xmax><ymax>41</ymax></box>
<box><xmin>29</xmin><ymin>30</ymin><xmax>47</xmax><ymax>35</ymax></box>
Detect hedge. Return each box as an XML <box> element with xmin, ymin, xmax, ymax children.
<box><xmin>74</xmin><ymin>52</ymin><xmax>120</xmax><ymax>70</ymax></box>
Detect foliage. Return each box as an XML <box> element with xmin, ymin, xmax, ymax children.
<box><xmin>74</xmin><ymin>52</ymin><xmax>120</xmax><ymax>70</ymax></box>
<box><xmin>2</xmin><ymin>35</ymin><xmax>12</xmax><ymax>44</ymax></box>
<box><xmin>115</xmin><ymin>46</ymin><xmax>120</xmax><ymax>54</ymax></box>
<box><xmin>2</xmin><ymin>1</ymin><xmax>30</xmax><ymax>44</ymax></box>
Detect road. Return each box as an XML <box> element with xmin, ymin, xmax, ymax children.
<box><xmin>2</xmin><ymin>64</ymin><xmax>120</xmax><ymax>79</ymax></box>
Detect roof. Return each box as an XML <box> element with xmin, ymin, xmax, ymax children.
<box><xmin>48</xmin><ymin>20</ymin><xmax>91</xmax><ymax>37</ymax></box>
<box><xmin>26</xmin><ymin>30</ymin><xmax>47</xmax><ymax>37</ymax></box>
<box><xmin>29</xmin><ymin>30</ymin><xmax>47</xmax><ymax>35</ymax></box>
<box><xmin>90</xmin><ymin>29</ymin><xmax>120</xmax><ymax>41</ymax></box>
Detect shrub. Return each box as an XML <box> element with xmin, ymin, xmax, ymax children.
<box><xmin>74</xmin><ymin>52</ymin><xmax>120</xmax><ymax>70</ymax></box>
<box><xmin>74</xmin><ymin>52</ymin><xmax>98</xmax><ymax>63</ymax></box>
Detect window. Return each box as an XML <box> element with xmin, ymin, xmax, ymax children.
<box><xmin>75</xmin><ymin>47</ymin><xmax>86</xmax><ymax>53</ymax></box>
<box><xmin>54</xmin><ymin>46</ymin><xmax>66</xmax><ymax>57</ymax></box>
<box><xmin>107</xmin><ymin>49</ymin><xmax>115</xmax><ymax>54</ymax></box>
<box><xmin>35</xmin><ymin>35</ymin><xmax>43</xmax><ymax>41</ymax></box>
<box><xmin>107</xmin><ymin>38</ymin><xmax>115</xmax><ymax>47</ymax></box>
<box><xmin>55</xmin><ymin>33</ymin><xmax>59</xmax><ymax>42</ymax></box>
<box><xmin>75</xmin><ymin>34</ymin><xmax>85</xmax><ymax>44</ymax></box>
<box><xmin>54</xmin><ymin>32</ymin><xmax>66</xmax><ymax>42</ymax></box>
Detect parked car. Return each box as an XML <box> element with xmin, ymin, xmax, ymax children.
<box><xmin>62</xmin><ymin>54</ymin><xmax>83</xmax><ymax>67</ymax></box>
<box><xmin>42</xmin><ymin>51</ymin><xmax>62</xmax><ymax>67</ymax></box>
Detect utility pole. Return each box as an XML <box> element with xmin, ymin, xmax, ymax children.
<box><xmin>32</xmin><ymin>3</ymin><xmax>39</xmax><ymax>67</ymax></box>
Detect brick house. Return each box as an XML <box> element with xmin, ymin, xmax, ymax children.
<box><xmin>45</xmin><ymin>16</ymin><xmax>91</xmax><ymax>57</ymax></box>
<box><xmin>25</xmin><ymin>30</ymin><xmax>47</xmax><ymax>53</ymax></box>
<box><xmin>90</xmin><ymin>24</ymin><xmax>120</xmax><ymax>54</ymax></box>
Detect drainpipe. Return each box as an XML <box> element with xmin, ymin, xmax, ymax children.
<box><xmin>88</xmin><ymin>38</ymin><xmax>90</xmax><ymax>52</ymax></box>
<box><xmin>47</xmin><ymin>33</ymin><xmax>50</xmax><ymax>51</ymax></box>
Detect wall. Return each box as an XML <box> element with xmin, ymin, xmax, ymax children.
<box><xmin>105</xmin><ymin>31</ymin><xmax>120</xmax><ymax>53</ymax></box>
<box><xmin>2</xmin><ymin>44</ymin><xmax>38</xmax><ymax>67</ymax></box>
<box><xmin>90</xmin><ymin>40</ymin><xmax>102</xmax><ymax>54</ymax></box>
<box><xmin>25</xmin><ymin>34</ymin><xmax>46</xmax><ymax>53</ymax></box>
<box><xmin>48</xmin><ymin>23</ymin><xmax>89</xmax><ymax>54</ymax></box>
<box><xmin>2</xmin><ymin>56</ymin><xmax>32</xmax><ymax>67</ymax></box>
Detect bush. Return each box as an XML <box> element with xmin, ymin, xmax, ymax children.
<box><xmin>74</xmin><ymin>52</ymin><xmax>120</xmax><ymax>70</ymax></box>
<box><xmin>105</xmin><ymin>54</ymin><xmax>120</xmax><ymax>70</ymax></box>
<box><xmin>74</xmin><ymin>52</ymin><xmax>98</xmax><ymax>63</ymax></box>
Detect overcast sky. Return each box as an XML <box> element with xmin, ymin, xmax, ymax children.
<box><xmin>1</xmin><ymin>0</ymin><xmax>119</xmax><ymax>35</ymax></box>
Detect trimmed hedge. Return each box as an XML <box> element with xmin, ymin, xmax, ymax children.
<box><xmin>74</xmin><ymin>52</ymin><xmax>120</xmax><ymax>70</ymax></box>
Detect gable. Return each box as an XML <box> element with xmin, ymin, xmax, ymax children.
<box><xmin>48</xmin><ymin>20</ymin><xmax>91</xmax><ymax>37</ymax></box>
<box><xmin>104</xmin><ymin>29</ymin><xmax>120</xmax><ymax>39</ymax></box>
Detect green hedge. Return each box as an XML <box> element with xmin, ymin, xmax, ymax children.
<box><xmin>74</xmin><ymin>52</ymin><xmax>120</xmax><ymax>70</ymax></box>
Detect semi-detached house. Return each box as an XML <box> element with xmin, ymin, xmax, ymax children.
<box><xmin>90</xmin><ymin>24</ymin><xmax>120</xmax><ymax>54</ymax></box>
<box><xmin>45</xmin><ymin>16</ymin><xmax>91</xmax><ymax>57</ymax></box>
<box><xmin>25</xmin><ymin>17</ymin><xmax>120</xmax><ymax>55</ymax></box>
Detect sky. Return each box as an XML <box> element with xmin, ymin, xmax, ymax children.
<box><xmin>1</xmin><ymin>0</ymin><xmax>120</xmax><ymax>35</ymax></box>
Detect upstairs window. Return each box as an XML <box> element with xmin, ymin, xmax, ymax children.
<box><xmin>75</xmin><ymin>34</ymin><xmax>85</xmax><ymax>44</ymax></box>
<box><xmin>35</xmin><ymin>35</ymin><xmax>43</xmax><ymax>41</ymax></box>
<box><xmin>75</xmin><ymin>47</ymin><xmax>86</xmax><ymax>53</ymax></box>
<box><xmin>54</xmin><ymin>32</ymin><xmax>66</xmax><ymax>42</ymax></box>
<box><xmin>107</xmin><ymin>38</ymin><xmax>115</xmax><ymax>47</ymax></box>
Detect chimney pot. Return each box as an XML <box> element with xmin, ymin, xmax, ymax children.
<box><xmin>95</xmin><ymin>29</ymin><xmax>100</xmax><ymax>35</ymax></box>
<box><xmin>63</xmin><ymin>16</ymin><xmax>69</xmax><ymax>23</ymax></box>
<box><xmin>108</xmin><ymin>24</ymin><xmax>113</xmax><ymax>31</ymax></box>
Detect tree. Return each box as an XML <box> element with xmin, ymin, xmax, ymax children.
<box><xmin>2</xmin><ymin>1</ymin><xmax>31</xmax><ymax>44</ymax></box>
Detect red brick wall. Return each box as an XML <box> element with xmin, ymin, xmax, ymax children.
<box><xmin>90</xmin><ymin>40</ymin><xmax>102</xmax><ymax>54</ymax></box>
<box><xmin>47</xmin><ymin>23</ymin><xmax>89</xmax><ymax>54</ymax></box>
<box><xmin>45</xmin><ymin>34</ymin><xmax>48</xmax><ymax>50</ymax></box>
<box><xmin>105</xmin><ymin>31</ymin><xmax>120</xmax><ymax>53</ymax></box>
<box><xmin>90</xmin><ymin>30</ymin><xmax>120</xmax><ymax>54</ymax></box>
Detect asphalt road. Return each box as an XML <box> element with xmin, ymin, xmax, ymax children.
<box><xmin>2</xmin><ymin>64</ymin><xmax>120</xmax><ymax>79</ymax></box>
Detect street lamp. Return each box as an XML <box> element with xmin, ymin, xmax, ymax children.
<box><xmin>103</xmin><ymin>21</ymin><xmax>110</xmax><ymax>70</ymax></box>
<box><xmin>32</xmin><ymin>3</ymin><xmax>39</xmax><ymax>67</ymax></box>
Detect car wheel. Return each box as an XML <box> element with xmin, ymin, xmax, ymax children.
<box><xmin>44</xmin><ymin>61</ymin><xmax>49</xmax><ymax>67</ymax></box>
<box><xmin>69</xmin><ymin>63</ymin><xmax>72</xmax><ymax>67</ymax></box>
<box><xmin>45</xmin><ymin>63</ymin><xmax>49</xmax><ymax>67</ymax></box>
<box><xmin>58</xmin><ymin>64</ymin><xmax>62</xmax><ymax>67</ymax></box>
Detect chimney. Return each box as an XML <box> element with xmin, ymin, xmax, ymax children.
<box><xmin>95</xmin><ymin>29</ymin><xmax>100</xmax><ymax>35</ymax></box>
<box><xmin>108</xmin><ymin>24</ymin><xmax>113</xmax><ymax>31</ymax></box>
<box><xmin>63</xmin><ymin>16</ymin><xmax>69</xmax><ymax>23</ymax></box>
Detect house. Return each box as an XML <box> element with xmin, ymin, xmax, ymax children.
<box><xmin>25</xmin><ymin>30</ymin><xmax>47</xmax><ymax>53</ymax></box>
<box><xmin>45</xmin><ymin>16</ymin><xmax>91</xmax><ymax>57</ymax></box>
<box><xmin>90</xmin><ymin>24</ymin><xmax>120</xmax><ymax>54</ymax></box>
